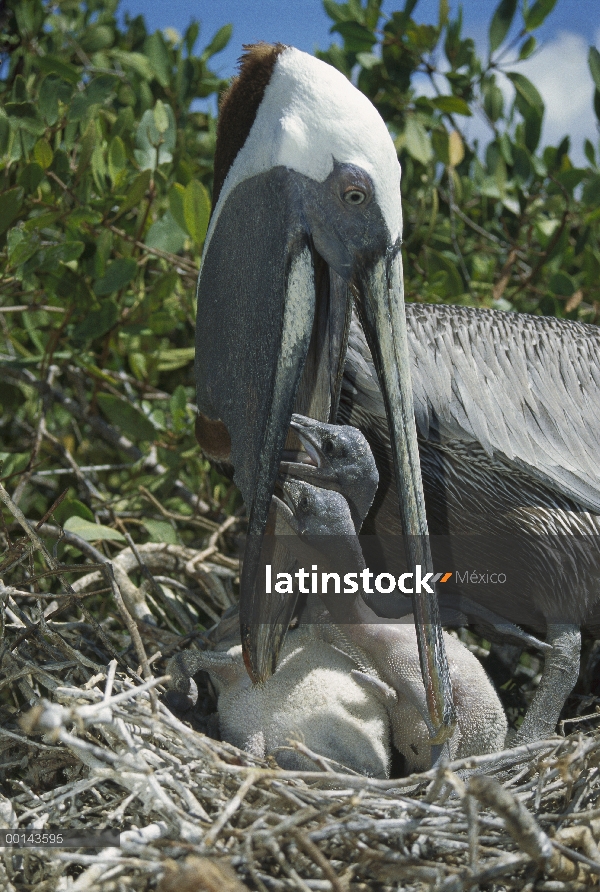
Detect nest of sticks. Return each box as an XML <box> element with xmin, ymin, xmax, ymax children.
<box><xmin>2</xmin><ymin>477</ymin><xmax>600</xmax><ymax>892</ymax></box>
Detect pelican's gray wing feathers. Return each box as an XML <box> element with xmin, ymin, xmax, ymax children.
<box><xmin>342</xmin><ymin>304</ymin><xmax>600</xmax><ymax>513</ymax></box>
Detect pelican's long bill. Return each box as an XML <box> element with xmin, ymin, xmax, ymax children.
<box><xmin>194</xmin><ymin>44</ymin><xmax>455</xmax><ymax>741</ymax></box>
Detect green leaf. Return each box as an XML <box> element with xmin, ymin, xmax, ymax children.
<box><xmin>85</xmin><ymin>75</ymin><xmax>118</xmax><ymax>105</ymax></box>
<box><xmin>72</xmin><ymin>301</ymin><xmax>119</xmax><ymax>343</ymax></box>
<box><xmin>356</xmin><ymin>52</ymin><xmax>379</xmax><ymax>69</ymax></box>
<box><xmin>331</xmin><ymin>21</ymin><xmax>377</xmax><ymax>53</ymax></box>
<box><xmin>501</xmin><ymin>195</ymin><xmax>520</xmax><ymax>215</ymax></box>
<box><xmin>149</xmin><ymin>270</ymin><xmax>179</xmax><ymax>303</ymax></box>
<box><xmin>556</xmin><ymin>167</ymin><xmax>585</xmax><ymax>195</ymax></box>
<box><xmin>143</xmin><ymin>518</ymin><xmax>177</xmax><ymax>544</ymax></box>
<box><xmin>153</xmin><ymin>99</ymin><xmax>169</xmax><ymax>133</ymax></box>
<box><xmin>91</xmin><ymin>141</ymin><xmax>106</xmax><ymax>190</ymax></box>
<box><xmin>431</xmin><ymin>129</ymin><xmax>449</xmax><ymax>165</ymax></box>
<box><xmin>63</xmin><ymin>516</ymin><xmax>125</xmax><ymax>543</ymax></box>
<box><xmin>145</xmin><ymin>211</ymin><xmax>186</xmax><ymax>253</ymax></box>
<box><xmin>549</xmin><ymin>271</ymin><xmax>575</xmax><ymax>296</ymax></box>
<box><xmin>202</xmin><ymin>23</ymin><xmax>232</xmax><ymax>59</ymax></box>
<box><xmin>489</xmin><ymin>0</ymin><xmax>517</xmax><ymax>54</ymax></box>
<box><xmin>522</xmin><ymin>106</ymin><xmax>543</xmax><ymax>152</ymax></box>
<box><xmin>39</xmin><ymin>76</ymin><xmax>73</xmax><ymax>126</ymax></box>
<box><xmin>583</xmin><ymin>173</ymin><xmax>600</xmax><ymax>206</ymax></box>
<box><xmin>170</xmin><ymin>384</ymin><xmax>188</xmax><ymax>433</ymax></box>
<box><xmin>34</xmin><ymin>138</ymin><xmax>53</xmax><ymax>169</ymax></box>
<box><xmin>524</xmin><ymin>0</ymin><xmax>558</xmax><ymax>31</ymax></box>
<box><xmin>93</xmin><ymin>258</ymin><xmax>138</xmax><ymax>296</ymax></box>
<box><xmin>145</xmin><ymin>31</ymin><xmax>171</xmax><ymax>87</ymax></box>
<box><xmin>77</xmin><ymin>118</ymin><xmax>97</xmax><ymax>179</ymax></box>
<box><xmin>0</xmin><ymin>187</ymin><xmax>24</xmax><ymax>236</ymax></box>
<box><xmin>80</xmin><ymin>24</ymin><xmax>114</xmax><ymax>53</ymax></box>
<box><xmin>116</xmin><ymin>169</ymin><xmax>152</xmax><ymax>217</ymax></box>
<box><xmin>108</xmin><ymin>136</ymin><xmax>126</xmax><ymax>183</ymax></box>
<box><xmin>97</xmin><ymin>393</ymin><xmax>157</xmax><ymax>442</ymax></box>
<box><xmin>513</xmin><ymin>144</ymin><xmax>533</xmax><ymax>181</ymax></box>
<box><xmin>128</xmin><ymin>353</ymin><xmax>148</xmax><ymax>380</ymax></box>
<box><xmin>29</xmin><ymin>241</ymin><xmax>84</xmax><ymax>275</ymax></box>
<box><xmin>404</xmin><ymin>117</ymin><xmax>433</xmax><ymax>164</ymax></box>
<box><xmin>483</xmin><ymin>80</ymin><xmax>504</xmax><ymax>122</ymax></box>
<box><xmin>431</xmin><ymin>95</ymin><xmax>472</xmax><ymax>116</ymax></box>
<box><xmin>134</xmin><ymin>104</ymin><xmax>176</xmax><ymax>170</ymax></box>
<box><xmin>589</xmin><ymin>47</ymin><xmax>600</xmax><ymax>93</ymax></box>
<box><xmin>508</xmin><ymin>72</ymin><xmax>544</xmax><ymax>150</ymax></box>
<box><xmin>12</xmin><ymin>73</ymin><xmax>27</xmax><ymax>103</ymax></box>
<box><xmin>21</xmin><ymin>309</ymin><xmax>46</xmax><ymax>353</ymax></box>
<box><xmin>157</xmin><ymin>347</ymin><xmax>195</xmax><ymax>372</ymax></box>
<box><xmin>184</xmin><ymin>21</ymin><xmax>200</xmax><ymax>55</ymax></box>
<box><xmin>95</xmin><ymin>230</ymin><xmax>113</xmax><ymax>275</ymax></box>
<box><xmin>507</xmin><ymin>72</ymin><xmax>544</xmax><ymax>113</ymax></box>
<box><xmin>65</xmin><ymin>208</ymin><xmax>102</xmax><ymax>231</ymax></box>
<box><xmin>68</xmin><ymin>75</ymin><xmax>117</xmax><ymax>122</ymax></box>
<box><xmin>584</xmin><ymin>138</ymin><xmax>596</xmax><ymax>167</ymax></box>
<box><xmin>18</xmin><ymin>162</ymin><xmax>45</xmax><ymax>193</ymax></box>
<box><xmin>5</xmin><ymin>101</ymin><xmax>45</xmax><ymax>135</ymax></box>
<box><xmin>23</xmin><ymin>210</ymin><xmax>61</xmax><ymax>232</ymax></box>
<box><xmin>183</xmin><ymin>180</ymin><xmax>211</xmax><ymax>246</ymax></box>
<box><xmin>111</xmin><ymin>50</ymin><xmax>154</xmax><ymax>81</ymax></box>
<box><xmin>519</xmin><ymin>35</ymin><xmax>536</xmax><ymax>60</ymax></box>
<box><xmin>448</xmin><ymin>130</ymin><xmax>464</xmax><ymax>167</ymax></box>
<box><xmin>439</xmin><ymin>0</ymin><xmax>450</xmax><ymax>28</ymax></box>
<box><xmin>534</xmin><ymin>217</ymin><xmax>560</xmax><ymax>245</ymax></box>
<box><xmin>53</xmin><ymin>499</ymin><xmax>95</xmax><ymax>526</ymax></box>
<box><xmin>0</xmin><ymin>452</ymin><xmax>29</xmax><ymax>479</ymax></box>
<box><xmin>148</xmin><ymin>310</ymin><xmax>179</xmax><ymax>336</ymax></box>
<box><xmin>8</xmin><ymin>229</ymin><xmax>39</xmax><ymax>266</ymax></box>
<box><xmin>323</xmin><ymin>0</ymin><xmax>350</xmax><ymax>23</ymax></box>
<box><xmin>37</xmin><ymin>56</ymin><xmax>80</xmax><ymax>85</ymax></box>
<box><xmin>426</xmin><ymin>249</ymin><xmax>464</xmax><ymax>297</ymax></box>
<box><xmin>53</xmin><ymin>266</ymin><xmax>95</xmax><ymax>306</ymax></box>
<box><xmin>168</xmin><ymin>182</ymin><xmax>187</xmax><ymax>232</ymax></box>
<box><xmin>0</xmin><ymin>115</ymin><xmax>10</xmax><ymax>155</ymax></box>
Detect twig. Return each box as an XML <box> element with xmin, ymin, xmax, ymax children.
<box><xmin>139</xmin><ymin>485</ymin><xmax>219</xmax><ymax>532</ymax></box>
<box><xmin>292</xmin><ymin>829</ymin><xmax>345</xmax><ymax>892</ymax></box>
<box><xmin>0</xmin><ymin>305</ymin><xmax>66</xmax><ymax>313</ymax></box>
<box><xmin>103</xmin><ymin>563</ymin><xmax>157</xmax><ymax>712</ymax></box>
<box><xmin>202</xmin><ymin>772</ymin><xmax>258</xmax><ymax>849</ymax></box>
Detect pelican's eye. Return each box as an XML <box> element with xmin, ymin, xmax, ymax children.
<box><xmin>343</xmin><ymin>187</ymin><xmax>366</xmax><ymax>205</ymax></box>
<box><xmin>323</xmin><ymin>438</ymin><xmax>335</xmax><ymax>455</ymax></box>
<box><xmin>299</xmin><ymin>496</ymin><xmax>310</xmax><ymax>512</ymax></box>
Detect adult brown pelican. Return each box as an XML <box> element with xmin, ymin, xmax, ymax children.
<box><xmin>195</xmin><ymin>43</ymin><xmax>455</xmax><ymax>742</ymax></box>
<box><xmin>339</xmin><ymin>312</ymin><xmax>600</xmax><ymax>743</ymax></box>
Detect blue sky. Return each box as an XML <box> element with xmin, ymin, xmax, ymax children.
<box><xmin>118</xmin><ymin>1</ymin><xmax>600</xmax><ymax>164</ymax></box>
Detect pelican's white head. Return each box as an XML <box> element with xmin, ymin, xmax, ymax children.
<box><xmin>208</xmin><ymin>46</ymin><xmax>403</xmax><ymax>250</ymax></box>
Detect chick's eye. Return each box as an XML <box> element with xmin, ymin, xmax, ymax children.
<box><xmin>323</xmin><ymin>439</ymin><xmax>335</xmax><ymax>455</ymax></box>
<box><xmin>299</xmin><ymin>497</ymin><xmax>309</xmax><ymax>512</ymax></box>
<box><xmin>343</xmin><ymin>187</ymin><xmax>366</xmax><ymax>205</ymax></box>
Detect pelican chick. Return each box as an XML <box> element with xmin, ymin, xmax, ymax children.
<box><xmin>280</xmin><ymin>413</ymin><xmax>379</xmax><ymax>531</ymax></box>
<box><xmin>167</xmin><ymin>626</ymin><xmax>392</xmax><ymax>777</ymax></box>
<box><xmin>277</xmin><ymin>478</ymin><xmax>507</xmax><ymax>770</ymax></box>
<box><xmin>283</xmin><ymin>414</ymin><xmax>549</xmax><ymax>654</ymax></box>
